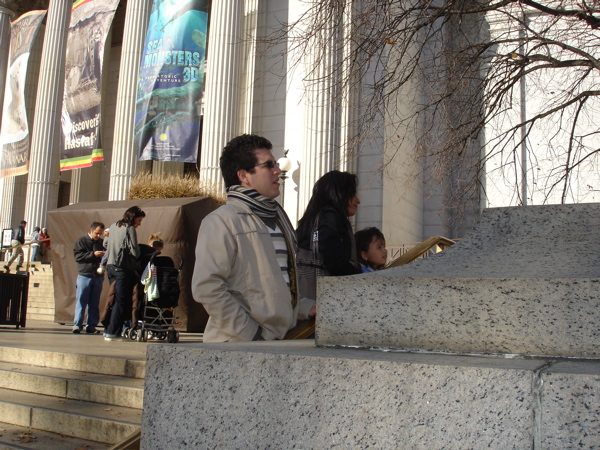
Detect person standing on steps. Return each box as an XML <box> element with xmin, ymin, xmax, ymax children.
<box><xmin>4</xmin><ymin>220</ymin><xmax>27</xmax><ymax>272</ymax></box>
<box><xmin>30</xmin><ymin>226</ymin><xmax>41</xmax><ymax>262</ymax></box>
<box><xmin>72</xmin><ymin>222</ymin><xmax>106</xmax><ymax>334</ymax></box>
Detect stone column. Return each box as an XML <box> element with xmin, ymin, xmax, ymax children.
<box><xmin>0</xmin><ymin>5</ymin><xmax>15</xmax><ymax>231</ymax></box>
<box><xmin>0</xmin><ymin>19</ymin><xmax>44</xmax><ymax>231</ymax></box>
<box><xmin>199</xmin><ymin>0</ymin><xmax>243</xmax><ymax>188</ymax></box>
<box><xmin>0</xmin><ymin>5</ymin><xmax>14</xmax><ymax>127</ymax></box>
<box><xmin>108</xmin><ymin>0</ymin><xmax>152</xmax><ymax>201</ymax></box>
<box><xmin>23</xmin><ymin>0</ymin><xmax>71</xmax><ymax>232</ymax></box>
<box><xmin>297</xmin><ymin>11</ymin><xmax>344</xmax><ymax>214</ymax></box>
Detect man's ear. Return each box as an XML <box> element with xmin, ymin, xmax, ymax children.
<box><xmin>237</xmin><ymin>169</ymin><xmax>249</xmax><ymax>187</ymax></box>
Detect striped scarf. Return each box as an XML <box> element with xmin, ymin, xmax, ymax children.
<box><xmin>227</xmin><ymin>185</ymin><xmax>298</xmax><ymax>307</ymax></box>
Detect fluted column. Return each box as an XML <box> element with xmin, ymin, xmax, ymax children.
<box><xmin>0</xmin><ymin>19</ymin><xmax>43</xmax><ymax>231</ymax></box>
<box><xmin>239</xmin><ymin>0</ymin><xmax>258</xmax><ymax>132</ymax></box>
<box><xmin>199</xmin><ymin>0</ymin><xmax>243</xmax><ymax>188</ymax></box>
<box><xmin>23</xmin><ymin>0</ymin><xmax>71</xmax><ymax>232</ymax></box>
<box><xmin>0</xmin><ymin>5</ymin><xmax>14</xmax><ymax>128</ymax></box>
<box><xmin>108</xmin><ymin>0</ymin><xmax>152</xmax><ymax>201</ymax></box>
<box><xmin>298</xmin><ymin>15</ymin><xmax>343</xmax><ymax>214</ymax></box>
<box><xmin>0</xmin><ymin>5</ymin><xmax>16</xmax><ymax>230</ymax></box>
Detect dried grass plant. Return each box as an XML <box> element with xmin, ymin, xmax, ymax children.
<box><xmin>128</xmin><ymin>172</ymin><xmax>226</xmax><ymax>205</ymax></box>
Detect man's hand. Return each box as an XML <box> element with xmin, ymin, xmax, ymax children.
<box><xmin>94</xmin><ymin>250</ymin><xmax>105</xmax><ymax>258</ymax></box>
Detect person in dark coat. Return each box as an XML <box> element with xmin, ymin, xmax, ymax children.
<box><xmin>296</xmin><ymin>171</ymin><xmax>362</xmax><ymax>302</ymax></box>
<box><xmin>72</xmin><ymin>221</ymin><xmax>105</xmax><ymax>334</ymax></box>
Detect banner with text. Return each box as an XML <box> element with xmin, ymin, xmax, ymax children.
<box><xmin>60</xmin><ymin>0</ymin><xmax>120</xmax><ymax>171</ymax></box>
<box><xmin>135</xmin><ymin>0</ymin><xmax>209</xmax><ymax>163</ymax></box>
<box><xmin>0</xmin><ymin>10</ymin><xmax>46</xmax><ymax>178</ymax></box>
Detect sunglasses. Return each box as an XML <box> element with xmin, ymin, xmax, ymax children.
<box><xmin>254</xmin><ymin>160</ymin><xmax>280</xmax><ymax>169</ymax></box>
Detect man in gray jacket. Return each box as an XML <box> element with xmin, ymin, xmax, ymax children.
<box><xmin>192</xmin><ymin>134</ymin><xmax>314</xmax><ymax>342</ymax></box>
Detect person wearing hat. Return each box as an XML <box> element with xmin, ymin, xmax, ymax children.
<box><xmin>4</xmin><ymin>220</ymin><xmax>27</xmax><ymax>272</ymax></box>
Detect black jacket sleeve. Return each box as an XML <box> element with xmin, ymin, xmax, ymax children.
<box><xmin>318</xmin><ymin>209</ymin><xmax>362</xmax><ymax>276</ymax></box>
<box><xmin>73</xmin><ymin>236</ymin><xmax>104</xmax><ymax>277</ymax></box>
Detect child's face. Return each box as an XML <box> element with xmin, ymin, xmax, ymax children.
<box><xmin>361</xmin><ymin>237</ymin><xmax>388</xmax><ymax>267</ymax></box>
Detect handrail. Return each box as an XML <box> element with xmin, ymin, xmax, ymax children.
<box><xmin>284</xmin><ymin>317</ymin><xmax>315</xmax><ymax>340</ymax></box>
<box><xmin>1</xmin><ymin>238</ymin><xmax>50</xmax><ymax>271</ymax></box>
<box><xmin>386</xmin><ymin>235</ymin><xmax>455</xmax><ymax>268</ymax></box>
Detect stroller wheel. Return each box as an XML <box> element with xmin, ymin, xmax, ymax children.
<box><xmin>136</xmin><ymin>329</ymin><xmax>145</xmax><ymax>342</ymax></box>
<box><xmin>167</xmin><ymin>330</ymin><xmax>179</xmax><ymax>343</ymax></box>
<box><xmin>122</xmin><ymin>328</ymin><xmax>131</xmax><ymax>339</ymax></box>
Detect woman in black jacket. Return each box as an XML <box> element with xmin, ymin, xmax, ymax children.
<box><xmin>296</xmin><ymin>171</ymin><xmax>361</xmax><ymax>302</ymax></box>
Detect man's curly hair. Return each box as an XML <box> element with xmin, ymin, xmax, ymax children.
<box><xmin>220</xmin><ymin>134</ymin><xmax>273</xmax><ymax>188</ymax></box>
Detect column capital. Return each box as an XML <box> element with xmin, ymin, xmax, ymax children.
<box><xmin>0</xmin><ymin>6</ymin><xmax>15</xmax><ymax>18</ymax></box>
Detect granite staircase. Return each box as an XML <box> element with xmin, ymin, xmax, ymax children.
<box><xmin>0</xmin><ymin>331</ymin><xmax>145</xmax><ymax>446</ymax></box>
<box><xmin>26</xmin><ymin>262</ymin><xmax>55</xmax><ymax>322</ymax></box>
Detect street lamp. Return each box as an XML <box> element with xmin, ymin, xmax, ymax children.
<box><xmin>277</xmin><ymin>150</ymin><xmax>293</xmax><ymax>207</ymax></box>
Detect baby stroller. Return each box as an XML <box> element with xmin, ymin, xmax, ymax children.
<box><xmin>126</xmin><ymin>252</ymin><xmax>182</xmax><ymax>343</ymax></box>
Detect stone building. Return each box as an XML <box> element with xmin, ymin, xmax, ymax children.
<box><xmin>0</xmin><ymin>0</ymin><xmax>488</xmax><ymax>248</ymax></box>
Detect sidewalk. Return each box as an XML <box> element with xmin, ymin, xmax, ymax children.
<box><xmin>0</xmin><ymin>320</ymin><xmax>204</xmax><ymax>358</ymax></box>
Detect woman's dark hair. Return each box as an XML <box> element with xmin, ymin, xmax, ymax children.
<box><xmin>355</xmin><ymin>227</ymin><xmax>385</xmax><ymax>265</ymax></box>
<box><xmin>220</xmin><ymin>134</ymin><xmax>273</xmax><ymax>188</ymax></box>
<box><xmin>117</xmin><ymin>206</ymin><xmax>146</xmax><ymax>227</ymax></box>
<box><xmin>297</xmin><ymin>170</ymin><xmax>358</xmax><ymax>240</ymax></box>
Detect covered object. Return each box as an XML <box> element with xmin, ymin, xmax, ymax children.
<box><xmin>47</xmin><ymin>197</ymin><xmax>218</xmax><ymax>332</ymax></box>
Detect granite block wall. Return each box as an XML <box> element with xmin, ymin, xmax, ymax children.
<box><xmin>317</xmin><ymin>277</ymin><xmax>600</xmax><ymax>358</ymax></box>
<box><xmin>142</xmin><ymin>342</ymin><xmax>600</xmax><ymax>449</ymax></box>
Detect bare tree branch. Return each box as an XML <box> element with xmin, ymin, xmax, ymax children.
<box><xmin>259</xmin><ymin>0</ymin><xmax>600</xmax><ymax>222</ymax></box>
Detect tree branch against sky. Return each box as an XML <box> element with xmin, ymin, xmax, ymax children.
<box><xmin>263</xmin><ymin>0</ymin><xmax>600</xmax><ymax>213</ymax></box>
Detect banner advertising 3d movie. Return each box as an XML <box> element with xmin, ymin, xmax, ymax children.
<box><xmin>135</xmin><ymin>0</ymin><xmax>209</xmax><ymax>163</ymax></box>
<box><xmin>60</xmin><ymin>0</ymin><xmax>120</xmax><ymax>171</ymax></box>
<box><xmin>0</xmin><ymin>10</ymin><xmax>46</xmax><ymax>178</ymax></box>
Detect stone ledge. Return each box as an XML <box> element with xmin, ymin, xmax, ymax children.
<box><xmin>142</xmin><ymin>342</ymin><xmax>599</xmax><ymax>449</ymax></box>
<box><xmin>317</xmin><ymin>277</ymin><xmax>599</xmax><ymax>358</ymax></box>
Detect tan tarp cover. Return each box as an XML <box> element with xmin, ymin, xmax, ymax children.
<box><xmin>47</xmin><ymin>197</ymin><xmax>218</xmax><ymax>332</ymax></box>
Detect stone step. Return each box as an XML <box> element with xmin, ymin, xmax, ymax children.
<box><xmin>25</xmin><ymin>304</ymin><xmax>53</xmax><ymax>312</ymax></box>
<box><xmin>25</xmin><ymin>313</ymin><xmax>55</xmax><ymax>322</ymax></box>
<box><xmin>0</xmin><ymin>421</ymin><xmax>110</xmax><ymax>450</ymax></box>
<box><xmin>26</xmin><ymin>298</ymin><xmax>53</xmax><ymax>305</ymax></box>
<box><xmin>28</xmin><ymin>285</ymin><xmax>54</xmax><ymax>292</ymax></box>
<box><xmin>29</xmin><ymin>269</ymin><xmax>52</xmax><ymax>280</ymax></box>
<box><xmin>0</xmin><ymin>347</ymin><xmax>145</xmax><ymax>379</ymax></box>
<box><xmin>25</xmin><ymin>306</ymin><xmax>54</xmax><ymax>315</ymax></box>
<box><xmin>26</xmin><ymin>299</ymin><xmax>54</xmax><ymax>307</ymax></box>
<box><xmin>0</xmin><ymin>387</ymin><xmax>141</xmax><ymax>445</ymax></box>
<box><xmin>0</xmin><ymin>361</ymin><xmax>144</xmax><ymax>409</ymax></box>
